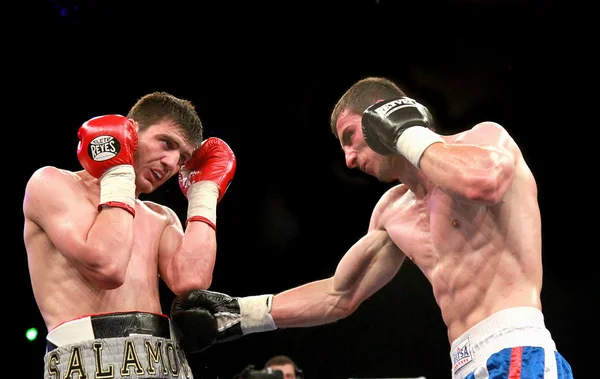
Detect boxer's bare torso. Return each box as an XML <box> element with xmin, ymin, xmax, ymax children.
<box><xmin>24</xmin><ymin>167</ymin><xmax>178</xmax><ymax>331</ymax></box>
<box><xmin>286</xmin><ymin>117</ymin><xmax>544</xmax><ymax>343</ymax></box>
<box><xmin>270</xmin><ymin>118</ymin><xmax>542</xmax><ymax>344</ymax></box>
<box><xmin>372</xmin><ymin>155</ymin><xmax>542</xmax><ymax>342</ymax></box>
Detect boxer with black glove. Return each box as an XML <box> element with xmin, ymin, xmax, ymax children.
<box><xmin>362</xmin><ymin>97</ymin><xmax>444</xmax><ymax>168</ymax></box>
<box><xmin>171</xmin><ymin>289</ymin><xmax>276</xmax><ymax>353</ymax></box>
<box><xmin>165</xmin><ymin>78</ymin><xmax>573</xmax><ymax>379</ymax></box>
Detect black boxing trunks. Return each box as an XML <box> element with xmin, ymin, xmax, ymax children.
<box><xmin>43</xmin><ymin>311</ymin><xmax>193</xmax><ymax>379</ymax></box>
<box><xmin>450</xmin><ymin>307</ymin><xmax>573</xmax><ymax>379</ymax></box>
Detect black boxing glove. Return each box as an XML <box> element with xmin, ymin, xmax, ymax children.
<box><xmin>171</xmin><ymin>289</ymin><xmax>276</xmax><ymax>354</ymax></box>
<box><xmin>362</xmin><ymin>97</ymin><xmax>443</xmax><ymax>168</ymax></box>
<box><xmin>169</xmin><ymin>298</ymin><xmax>218</xmax><ymax>354</ymax></box>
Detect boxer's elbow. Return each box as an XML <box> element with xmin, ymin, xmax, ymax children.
<box><xmin>80</xmin><ymin>247</ymin><xmax>128</xmax><ymax>289</ymax></box>
<box><xmin>462</xmin><ymin>151</ymin><xmax>515</xmax><ymax>205</ymax></box>
<box><xmin>171</xmin><ymin>275</ymin><xmax>213</xmax><ymax>295</ymax></box>
<box><xmin>87</xmin><ymin>263</ymin><xmax>127</xmax><ymax>289</ymax></box>
<box><xmin>163</xmin><ymin>254</ymin><xmax>215</xmax><ymax>294</ymax></box>
<box><xmin>328</xmin><ymin>293</ymin><xmax>361</xmax><ymax>321</ymax></box>
<box><xmin>338</xmin><ymin>301</ymin><xmax>360</xmax><ymax>319</ymax></box>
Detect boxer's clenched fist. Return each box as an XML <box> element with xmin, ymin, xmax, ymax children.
<box><xmin>77</xmin><ymin>114</ymin><xmax>138</xmax><ymax>216</ymax></box>
<box><xmin>179</xmin><ymin>137</ymin><xmax>236</xmax><ymax>230</ymax></box>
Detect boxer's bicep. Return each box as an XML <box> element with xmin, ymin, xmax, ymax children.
<box><xmin>24</xmin><ymin>166</ymin><xmax>96</xmax><ymax>259</ymax></box>
<box><xmin>156</xmin><ymin>207</ymin><xmax>184</xmax><ymax>284</ymax></box>
<box><xmin>271</xmin><ymin>231</ymin><xmax>404</xmax><ymax>327</ymax></box>
<box><xmin>333</xmin><ymin>229</ymin><xmax>405</xmax><ymax>307</ymax></box>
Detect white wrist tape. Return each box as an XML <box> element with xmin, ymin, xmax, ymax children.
<box><xmin>99</xmin><ymin>165</ymin><xmax>136</xmax><ymax>209</ymax></box>
<box><xmin>395</xmin><ymin>127</ymin><xmax>444</xmax><ymax>168</ymax></box>
<box><xmin>237</xmin><ymin>294</ymin><xmax>277</xmax><ymax>335</ymax></box>
<box><xmin>186</xmin><ymin>181</ymin><xmax>219</xmax><ymax>224</ymax></box>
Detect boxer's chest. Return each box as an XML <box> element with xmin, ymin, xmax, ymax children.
<box><xmin>130</xmin><ymin>202</ymin><xmax>167</xmax><ymax>264</ymax></box>
<box><xmin>384</xmin><ymin>190</ymin><xmax>488</xmax><ymax>266</ymax></box>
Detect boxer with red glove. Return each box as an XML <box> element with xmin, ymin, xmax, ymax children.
<box><xmin>178</xmin><ymin>137</ymin><xmax>236</xmax><ymax>231</ymax></box>
<box><xmin>77</xmin><ymin>114</ymin><xmax>138</xmax><ymax>217</ymax></box>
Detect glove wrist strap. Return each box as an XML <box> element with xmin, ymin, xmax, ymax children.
<box><xmin>187</xmin><ymin>181</ymin><xmax>219</xmax><ymax>225</ymax></box>
<box><xmin>395</xmin><ymin>127</ymin><xmax>444</xmax><ymax>168</ymax></box>
<box><xmin>238</xmin><ymin>294</ymin><xmax>276</xmax><ymax>335</ymax></box>
<box><xmin>99</xmin><ymin>165</ymin><xmax>136</xmax><ymax>216</ymax></box>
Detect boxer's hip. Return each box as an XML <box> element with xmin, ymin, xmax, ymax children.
<box><xmin>43</xmin><ymin>311</ymin><xmax>193</xmax><ymax>379</ymax></box>
<box><xmin>450</xmin><ymin>307</ymin><xmax>572</xmax><ymax>379</ymax></box>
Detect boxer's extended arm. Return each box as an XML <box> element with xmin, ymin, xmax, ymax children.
<box><xmin>271</xmin><ymin>229</ymin><xmax>404</xmax><ymax>327</ymax></box>
<box><xmin>419</xmin><ymin>121</ymin><xmax>521</xmax><ymax>205</ymax></box>
<box><xmin>170</xmin><ymin>229</ymin><xmax>405</xmax><ymax>353</ymax></box>
<box><xmin>24</xmin><ymin>166</ymin><xmax>134</xmax><ymax>289</ymax></box>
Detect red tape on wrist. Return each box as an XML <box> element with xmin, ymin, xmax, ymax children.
<box><xmin>98</xmin><ymin>202</ymin><xmax>136</xmax><ymax>217</ymax></box>
<box><xmin>186</xmin><ymin>216</ymin><xmax>216</xmax><ymax>231</ymax></box>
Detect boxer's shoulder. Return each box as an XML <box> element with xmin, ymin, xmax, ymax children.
<box><xmin>141</xmin><ymin>200</ymin><xmax>170</xmax><ymax>215</ymax></box>
<box><xmin>140</xmin><ymin>200</ymin><xmax>181</xmax><ymax>228</ymax></box>
<box><xmin>26</xmin><ymin>166</ymin><xmax>88</xmax><ymax>198</ymax></box>
<box><xmin>369</xmin><ymin>184</ymin><xmax>410</xmax><ymax>227</ymax></box>
<box><xmin>28</xmin><ymin>165</ymin><xmax>73</xmax><ymax>182</ymax></box>
<box><xmin>378</xmin><ymin>183</ymin><xmax>410</xmax><ymax>207</ymax></box>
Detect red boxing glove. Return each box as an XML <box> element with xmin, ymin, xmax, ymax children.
<box><xmin>77</xmin><ymin>114</ymin><xmax>139</xmax><ymax>216</ymax></box>
<box><xmin>77</xmin><ymin>114</ymin><xmax>138</xmax><ymax>177</ymax></box>
<box><xmin>179</xmin><ymin>137</ymin><xmax>236</xmax><ymax>230</ymax></box>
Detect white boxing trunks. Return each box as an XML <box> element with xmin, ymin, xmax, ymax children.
<box><xmin>43</xmin><ymin>311</ymin><xmax>193</xmax><ymax>379</ymax></box>
<box><xmin>450</xmin><ymin>307</ymin><xmax>573</xmax><ymax>379</ymax></box>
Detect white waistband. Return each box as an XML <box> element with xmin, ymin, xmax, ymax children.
<box><xmin>450</xmin><ymin>307</ymin><xmax>557</xmax><ymax>378</ymax></box>
<box><xmin>47</xmin><ymin>316</ymin><xmax>96</xmax><ymax>347</ymax></box>
<box><xmin>47</xmin><ymin>312</ymin><xmax>173</xmax><ymax>348</ymax></box>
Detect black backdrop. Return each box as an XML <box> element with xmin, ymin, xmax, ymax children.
<box><xmin>12</xmin><ymin>0</ymin><xmax>595</xmax><ymax>377</ymax></box>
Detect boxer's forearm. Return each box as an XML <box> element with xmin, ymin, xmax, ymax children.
<box><xmin>420</xmin><ymin>143</ymin><xmax>513</xmax><ymax>205</ymax></box>
<box><xmin>270</xmin><ymin>278</ymin><xmax>352</xmax><ymax>328</ymax></box>
<box><xmin>420</xmin><ymin>121</ymin><xmax>519</xmax><ymax>206</ymax></box>
<box><xmin>270</xmin><ymin>230</ymin><xmax>404</xmax><ymax>328</ymax></box>
<box><xmin>81</xmin><ymin>208</ymin><xmax>135</xmax><ymax>288</ymax></box>
<box><xmin>163</xmin><ymin>221</ymin><xmax>217</xmax><ymax>293</ymax></box>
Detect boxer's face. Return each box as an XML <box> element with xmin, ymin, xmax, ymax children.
<box><xmin>133</xmin><ymin>120</ymin><xmax>195</xmax><ymax>194</ymax></box>
<box><xmin>336</xmin><ymin>109</ymin><xmax>396</xmax><ymax>182</ymax></box>
<box><xmin>267</xmin><ymin>364</ymin><xmax>296</xmax><ymax>379</ymax></box>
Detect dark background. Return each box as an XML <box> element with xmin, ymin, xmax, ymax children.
<box><xmin>13</xmin><ymin>0</ymin><xmax>595</xmax><ymax>378</ymax></box>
